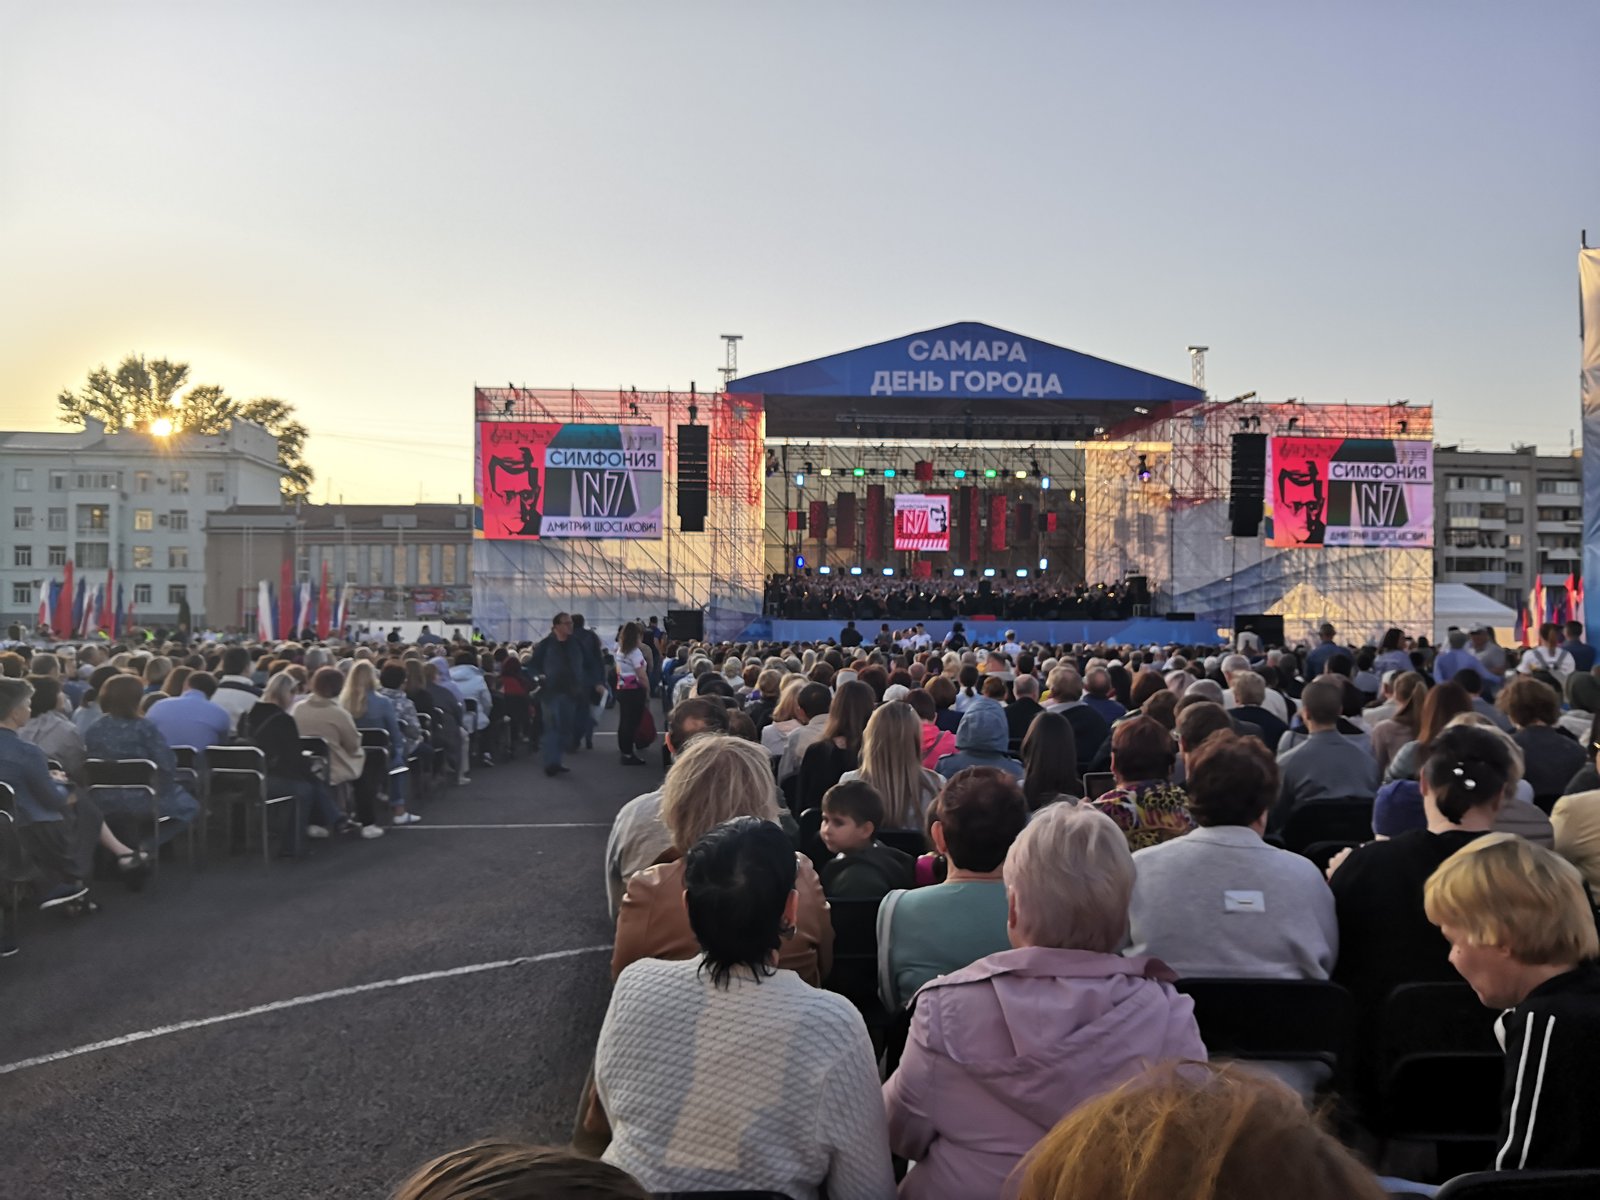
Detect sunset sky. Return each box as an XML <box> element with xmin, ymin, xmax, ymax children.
<box><xmin>3</xmin><ymin>2</ymin><xmax>1597</xmax><ymax>502</ymax></box>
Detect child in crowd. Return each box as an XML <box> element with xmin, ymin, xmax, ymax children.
<box><xmin>391</xmin><ymin>1140</ymin><xmax>646</xmax><ymax>1199</ymax></box>
<box><xmin>1424</xmin><ymin>833</ymin><xmax>1600</xmax><ymax>1170</ymax></box>
<box><xmin>819</xmin><ymin>780</ymin><xmax>915</xmax><ymax>898</ymax></box>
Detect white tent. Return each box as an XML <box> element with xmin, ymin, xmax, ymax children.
<box><xmin>1433</xmin><ymin>583</ymin><xmax>1518</xmax><ymax>644</ymax></box>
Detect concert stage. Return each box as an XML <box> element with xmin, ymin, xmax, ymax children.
<box><xmin>737</xmin><ymin>617</ymin><xmax>1221</xmax><ymax>647</ymax></box>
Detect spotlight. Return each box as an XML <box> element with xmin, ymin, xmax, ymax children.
<box><xmin>983</xmin><ymin>568</ymin><xmax>996</xmax><ymax>578</ymax></box>
<box><xmin>818</xmin><ymin>565</ymin><xmax>832</xmax><ymax>575</ymax></box>
<box><xmin>819</xmin><ymin>467</ymin><xmax>832</xmax><ymax>476</ymax></box>
<box><xmin>1136</xmin><ymin>454</ymin><xmax>1152</xmax><ymax>483</ymax></box>
<box><xmin>853</xmin><ymin>467</ymin><xmax>866</xmax><ymax>477</ymax></box>
<box><xmin>794</xmin><ymin>473</ymin><xmax>806</xmax><ymax>487</ymax></box>
<box><xmin>1286</xmin><ymin>417</ymin><xmax>1298</xmax><ymax>431</ymax></box>
<box><xmin>803</xmin><ymin>461</ymin><xmax>814</xmax><ymax>473</ymax></box>
<box><xmin>984</xmin><ymin>469</ymin><xmax>998</xmax><ymax>479</ymax></box>
<box><xmin>1038</xmin><ymin>557</ymin><xmax>1049</xmax><ymax>571</ymax></box>
<box><xmin>1014</xmin><ymin>469</ymin><xmax>1028</xmax><ymax>479</ymax></box>
<box><xmin>1041</xmin><ymin>476</ymin><xmax>1052</xmax><ymax>490</ymax></box>
<box><xmin>1030</xmin><ymin>458</ymin><xmax>1042</xmax><ymax>478</ymax></box>
<box><xmin>849</xmin><ymin>566</ymin><xmax>863</xmax><ymax>576</ymax></box>
<box><xmin>883</xmin><ymin>468</ymin><xmax>896</xmax><ymax>478</ymax></box>
<box><xmin>501</xmin><ymin>398</ymin><xmax>514</xmax><ymax>416</ymax></box>
<box><xmin>881</xmin><ymin>567</ymin><xmax>895</xmax><ymax>576</ymax></box>
<box><xmin>952</xmin><ymin>568</ymin><xmax>966</xmax><ymax>578</ymax></box>
<box><xmin>687</xmin><ymin>402</ymin><xmax>699</xmax><ymax>424</ymax></box>
<box><xmin>1015</xmin><ymin>568</ymin><xmax>1028</xmax><ymax>578</ymax></box>
<box><xmin>953</xmin><ymin>469</ymin><xmax>967</xmax><ymax>479</ymax></box>
<box><xmin>795</xmin><ymin>554</ymin><xmax>806</xmax><ymax>569</ymax></box>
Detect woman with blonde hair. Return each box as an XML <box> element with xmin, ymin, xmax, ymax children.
<box><xmin>612</xmin><ymin>733</ymin><xmax>832</xmax><ymax>985</ymax></box>
<box><xmin>760</xmin><ymin>674</ymin><xmax>808</xmax><ymax>760</ymax></box>
<box><xmin>883</xmin><ymin>803</ymin><xmax>1203</xmax><ymax>1198</ymax></box>
<box><xmin>840</xmin><ymin>700</ymin><xmax>942</xmax><ymax>832</ymax></box>
<box><xmin>1016</xmin><ymin>1062</ymin><xmax>1388</xmax><ymax>1200</ymax></box>
<box><xmin>339</xmin><ymin>660</ymin><xmax>416</xmax><ymax>825</ymax></box>
<box><xmin>1369</xmin><ymin>670</ymin><xmax>1426</xmax><ymax>778</ymax></box>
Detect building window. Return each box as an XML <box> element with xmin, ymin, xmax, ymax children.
<box><xmin>368</xmin><ymin>547</ymin><xmax>385</xmax><ymax>584</ymax></box>
<box><xmin>1507</xmin><ymin>533</ymin><xmax>1523</xmax><ymax>549</ymax></box>
<box><xmin>134</xmin><ymin>583</ymin><xmax>152</xmax><ymax>605</ymax></box>
<box><xmin>47</xmin><ymin>545</ymin><xmax>66</xmax><ymax>567</ymax></box>
<box><xmin>135</xmin><ymin>471</ymin><xmax>153</xmax><ymax>493</ymax></box>
<box><xmin>1508</xmin><ymin>560</ymin><xmax>1524</xmax><ymax>576</ymax></box>
<box><xmin>134</xmin><ymin>509</ymin><xmax>154</xmax><ymax>531</ymax></box>
<box><xmin>169</xmin><ymin>510</ymin><xmax>189</xmax><ymax>531</ymax></box>
<box><xmin>132</xmin><ymin>545</ymin><xmax>153</xmax><ymax>569</ymax></box>
<box><xmin>168</xmin><ymin>546</ymin><xmax>189</xmax><ymax>569</ymax></box>
<box><xmin>47</xmin><ymin>507</ymin><xmax>66</xmax><ymax>531</ymax></box>
<box><xmin>168</xmin><ymin>584</ymin><xmax>187</xmax><ymax>605</ymax></box>
<box><xmin>1553</xmin><ymin>480</ymin><xmax>1580</xmax><ymax>496</ymax></box>
<box><xmin>76</xmin><ymin>504</ymin><xmax>108</xmax><ymax>532</ymax></box>
<box><xmin>75</xmin><ymin>543</ymin><xmax>110</xmax><ymax>569</ymax></box>
<box><xmin>14</xmin><ymin>468</ymin><xmax>32</xmax><ymax>491</ymax></box>
<box><xmin>48</xmin><ymin>470</ymin><xmax>66</xmax><ymax>491</ymax></box>
<box><xmin>11</xmin><ymin>583</ymin><xmax>31</xmax><ymax>606</ymax></box>
<box><xmin>1507</xmin><ymin>507</ymin><xmax>1525</xmax><ymax>523</ymax></box>
<box><xmin>417</xmin><ymin>545</ymin><xmax>434</xmax><ymax>585</ymax></box>
<box><xmin>1507</xmin><ymin>480</ymin><xmax>1524</xmax><ymax>495</ymax></box>
<box><xmin>13</xmin><ymin>506</ymin><xmax>32</xmax><ymax>530</ymax></box>
<box><xmin>206</xmin><ymin>471</ymin><xmax>225</xmax><ymax>495</ymax></box>
<box><xmin>75</xmin><ymin>470</ymin><xmax>119</xmax><ymax>489</ymax></box>
<box><xmin>460</xmin><ymin>542</ymin><xmax>471</xmax><ymax>581</ymax></box>
<box><xmin>170</xmin><ymin>471</ymin><xmax>189</xmax><ymax>494</ymax></box>
<box><xmin>13</xmin><ymin>545</ymin><xmax>32</xmax><ymax>567</ymax></box>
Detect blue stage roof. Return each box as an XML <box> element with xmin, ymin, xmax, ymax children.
<box><xmin>726</xmin><ymin>322</ymin><xmax>1204</xmax><ymax>405</ymax></box>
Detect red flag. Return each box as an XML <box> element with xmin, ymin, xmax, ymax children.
<box><xmin>316</xmin><ymin>558</ymin><xmax>331</xmax><ymax>639</ymax></box>
<box><xmin>1516</xmin><ymin>604</ymin><xmax>1529</xmax><ymax>648</ymax></box>
<box><xmin>278</xmin><ymin>557</ymin><xmax>295</xmax><ymax>640</ymax></box>
<box><xmin>55</xmin><ymin>560</ymin><xmax>74</xmax><ymax>637</ymax></box>
<box><xmin>100</xmin><ymin>568</ymin><xmax>115</xmax><ymax>631</ymax></box>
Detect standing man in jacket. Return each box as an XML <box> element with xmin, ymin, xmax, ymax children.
<box><xmin>530</xmin><ymin>613</ymin><xmax>597</xmax><ymax>778</ymax></box>
<box><xmin>570</xmin><ymin>613</ymin><xmax>606</xmax><ymax>752</ymax></box>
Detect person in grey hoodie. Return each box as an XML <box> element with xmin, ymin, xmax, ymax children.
<box><xmin>934</xmin><ymin>699</ymin><xmax>1023</xmax><ymax>781</ymax></box>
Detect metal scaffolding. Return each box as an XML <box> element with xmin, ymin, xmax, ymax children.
<box><xmin>471</xmin><ymin>388</ymin><xmax>765</xmax><ymax>639</ymax></box>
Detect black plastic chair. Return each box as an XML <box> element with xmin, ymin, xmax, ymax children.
<box><xmin>1299</xmin><ymin>838</ymin><xmax>1362</xmax><ymax>872</ymax></box>
<box><xmin>1435</xmin><ymin>1171</ymin><xmax>1600</xmax><ymax>1199</ymax></box>
<box><xmin>206</xmin><ymin>746</ymin><xmax>295</xmax><ymax>865</ymax></box>
<box><xmin>878</xmin><ymin>828</ymin><xmax>927</xmax><ymax>858</ymax></box>
<box><xmin>86</xmin><ymin>757</ymin><xmax>183</xmax><ymax>870</ymax></box>
<box><xmin>360</xmin><ymin>728</ymin><xmax>410</xmax><ymax>804</ymax></box>
<box><xmin>0</xmin><ymin>781</ymin><xmax>37</xmax><ymax>944</ymax></box>
<box><xmin>1175</xmin><ymin>978</ymin><xmax>1353</xmax><ymax>1087</ymax></box>
<box><xmin>827</xmin><ymin>895</ymin><xmax>887</xmax><ymax>1024</ymax></box>
<box><xmin>795</xmin><ymin>807</ymin><xmax>827</xmax><ymax>872</ymax></box>
<box><xmin>170</xmin><ymin>745</ymin><xmax>210</xmax><ymax>864</ymax></box>
<box><xmin>298</xmin><ymin>735</ymin><xmax>331</xmax><ymax>784</ymax></box>
<box><xmin>1279</xmin><ymin>797</ymin><xmax>1374</xmax><ymax>853</ymax></box>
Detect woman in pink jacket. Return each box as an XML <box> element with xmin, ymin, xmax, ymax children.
<box><xmin>882</xmin><ymin>803</ymin><xmax>1205</xmax><ymax>1199</ymax></box>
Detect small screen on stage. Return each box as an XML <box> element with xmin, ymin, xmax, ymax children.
<box><xmin>475</xmin><ymin>422</ymin><xmax>664</xmax><ymax>540</ymax></box>
<box><xmin>1264</xmin><ymin>437</ymin><xmax>1432</xmax><ymax>549</ymax></box>
<box><xmin>894</xmin><ymin>493</ymin><xmax>951</xmax><ymax>552</ymax></box>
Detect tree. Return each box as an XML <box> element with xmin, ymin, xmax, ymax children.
<box><xmin>57</xmin><ymin>354</ymin><xmax>314</xmax><ymax>499</ymax></box>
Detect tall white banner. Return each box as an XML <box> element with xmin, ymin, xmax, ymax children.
<box><xmin>1582</xmin><ymin>250</ymin><xmax>1600</xmax><ymax>637</ymax></box>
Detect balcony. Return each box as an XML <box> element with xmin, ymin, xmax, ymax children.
<box><xmin>74</xmin><ymin>525</ymin><xmax>109</xmax><ymax>538</ymax></box>
<box><xmin>1439</xmin><ymin>569</ymin><xmax>1509</xmax><ymax>586</ymax></box>
<box><xmin>1535</xmin><ymin>520</ymin><xmax>1582</xmax><ymax>535</ymax></box>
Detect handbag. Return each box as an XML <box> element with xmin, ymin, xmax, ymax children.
<box><xmin>633</xmin><ymin>706</ymin><xmax>657</xmax><ymax>749</ymax></box>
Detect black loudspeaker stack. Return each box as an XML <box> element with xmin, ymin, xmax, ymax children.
<box><xmin>677</xmin><ymin>425</ymin><xmax>710</xmax><ymax>532</ymax></box>
<box><xmin>666</xmin><ymin>608</ymin><xmax>705</xmax><ymax>642</ymax></box>
<box><xmin>1229</xmin><ymin>433</ymin><xmax>1268</xmax><ymax>537</ymax></box>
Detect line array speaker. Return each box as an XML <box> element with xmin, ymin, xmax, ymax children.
<box><xmin>677</xmin><ymin>425</ymin><xmax>709</xmax><ymax>532</ymax></box>
<box><xmin>1229</xmin><ymin>433</ymin><xmax>1268</xmax><ymax>538</ymax></box>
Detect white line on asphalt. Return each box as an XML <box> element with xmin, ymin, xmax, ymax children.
<box><xmin>0</xmin><ymin>944</ymin><xmax>610</xmax><ymax>1076</ymax></box>
<box><xmin>391</xmin><ymin>823</ymin><xmax>612</xmax><ymax>830</ymax></box>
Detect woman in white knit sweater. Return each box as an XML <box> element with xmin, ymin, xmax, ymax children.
<box><xmin>594</xmin><ymin>816</ymin><xmax>895</xmax><ymax>1200</ymax></box>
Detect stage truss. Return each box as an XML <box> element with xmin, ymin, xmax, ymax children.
<box><xmin>471</xmin><ymin>388</ymin><xmax>764</xmax><ymax>640</ymax></box>
<box><xmin>1086</xmin><ymin>400</ymin><xmax>1435</xmax><ymax>639</ymax></box>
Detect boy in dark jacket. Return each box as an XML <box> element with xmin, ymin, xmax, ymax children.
<box><xmin>1425</xmin><ymin>833</ymin><xmax>1600</xmax><ymax>1170</ymax></box>
<box><xmin>818</xmin><ymin>780</ymin><xmax>913</xmax><ymax>899</ymax></box>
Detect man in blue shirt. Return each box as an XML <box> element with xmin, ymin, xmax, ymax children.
<box><xmin>1562</xmin><ymin>621</ymin><xmax>1596</xmax><ymax>674</ymax></box>
<box><xmin>146</xmin><ymin>671</ymin><xmax>233</xmax><ymax>755</ymax></box>
<box><xmin>1433</xmin><ymin>628</ymin><xmax>1482</xmax><ymax>685</ymax></box>
<box><xmin>1305</xmin><ymin>623</ymin><xmax>1341</xmax><ymax>677</ymax></box>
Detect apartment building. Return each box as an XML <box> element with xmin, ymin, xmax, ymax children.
<box><xmin>204</xmin><ymin>503</ymin><xmax>473</xmax><ymax>630</ymax></box>
<box><xmin>0</xmin><ymin>418</ymin><xmax>283</xmax><ymax>627</ymax></box>
<box><xmin>1433</xmin><ymin>445</ymin><xmax>1582</xmax><ymax>612</ymax></box>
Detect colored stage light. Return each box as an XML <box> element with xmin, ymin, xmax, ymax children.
<box><xmin>795</xmin><ymin>555</ymin><xmax>806</xmax><ymax>568</ymax></box>
<box><xmin>952</xmin><ymin>568</ymin><xmax>966</xmax><ymax>577</ymax></box>
<box><xmin>984</xmin><ymin>469</ymin><xmax>998</xmax><ymax>479</ymax></box>
<box><xmin>882</xmin><ymin>567</ymin><xmax>895</xmax><ymax>576</ymax></box>
<box><xmin>1040</xmin><ymin>476</ymin><xmax>1052</xmax><ymax>489</ymax></box>
<box><xmin>1014</xmin><ymin>470</ymin><xmax>1027</xmax><ymax>479</ymax></box>
<box><xmin>794</xmin><ymin>473</ymin><xmax>805</xmax><ymax>487</ymax></box>
<box><xmin>883</xmin><ymin>468</ymin><xmax>896</xmax><ymax>478</ymax></box>
<box><xmin>853</xmin><ymin>467</ymin><xmax>866</xmax><ymax>477</ymax></box>
<box><xmin>850</xmin><ymin>566</ymin><xmax>863</xmax><ymax>575</ymax></box>
<box><xmin>953</xmin><ymin>469</ymin><xmax>967</xmax><ymax>479</ymax></box>
<box><xmin>983</xmin><ymin>568</ymin><xmax>996</xmax><ymax>578</ymax></box>
<box><xmin>1015</xmin><ymin>568</ymin><xmax>1029</xmax><ymax>577</ymax></box>
<box><xmin>818</xmin><ymin>565</ymin><xmax>832</xmax><ymax>575</ymax></box>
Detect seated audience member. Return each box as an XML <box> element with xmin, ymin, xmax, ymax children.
<box><xmin>1552</xmin><ymin>750</ymin><xmax>1600</xmax><ymax>891</ymax></box>
<box><xmin>144</xmin><ymin>671</ymin><xmax>233</xmax><ymax>756</ymax></box>
<box><xmin>72</xmin><ymin>664</ymin><xmax>121</xmax><ymax>737</ymax></box>
<box><xmin>818</xmin><ymin>780</ymin><xmax>914</xmax><ymax>898</ymax></box>
<box><xmin>877</xmin><ymin>767</ymin><xmax>1028</xmax><ymax>1012</ymax></box>
<box><xmin>209</xmin><ymin>645</ymin><xmax>261</xmax><ymax>732</ymax></box>
<box><xmin>1128</xmin><ymin>731</ymin><xmax>1336</xmax><ymax>980</ymax></box>
<box><xmin>778</xmin><ymin>681</ymin><xmax>834</xmax><ymax>784</ymax></box>
<box><xmin>293</xmin><ymin>666</ymin><xmax>383</xmax><ymax>837</ymax></box>
<box><xmin>1371</xmin><ymin>716</ymin><xmax>1553</xmax><ymax>846</ymax></box>
<box><xmin>1500</xmin><ymin>675</ymin><xmax>1586</xmax><ymax>811</ymax></box>
<box><xmin>243</xmin><ymin>671</ymin><xmax>349</xmax><ymax>848</ymax></box>
<box><xmin>883</xmin><ymin>803</ymin><xmax>1205</xmax><ymax>1199</ymax></box>
<box><xmin>595</xmin><ymin>817</ymin><xmax>894</xmax><ymax>1198</ymax></box>
<box><xmin>927</xmin><ymin>673</ymin><xmax>962</xmax><ymax>734</ymax></box>
<box><xmin>1425</xmin><ymin>834</ymin><xmax>1600</xmax><ymax>1170</ymax></box>
<box><xmin>19</xmin><ymin>677</ymin><xmax>87</xmax><ymax>783</ymax></box>
<box><xmin>1225</xmin><ymin>670</ymin><xmax>1289</xmax><ymax>752</ymax></box>
<box><xmin>838</xmin><ymin>699</ymin><xmax>942</xmax><ymax>832</ymax></box>
<box><xmin>1329</xmin><ymin>725</ymin><xmax>1511</xmax><ymax>1056</ymax></box>
<box><xmin>935</xmin><ymin>700</ymin><xmax>1024</xmax><ymax>782</ymax></box>
<box><xmin>743</xmin><ymin>667</ymin><xmax>782</xmax><ymax>732</ymax></box>
<box><xmin>1</xmin><ymin>677</ymin><xmax>147</xmax><ymax>906</ymax></box>
<box><xmin>1005</xmin><ymin>673</ymin><xmax>1044</xmax><ymax>749</ymax></box>
<box><xmin>1020</xmin><ymin>711</ymin><xmax>1080</xmax><ymax>809</ymax></box>
<box><xmin>906</xmin><ymin>687</ymin><xmax>956</xmax><ymax>769</ymax></box>
<box><xmin>1081</xmin><ymin>666</ymin><xmax>1126</xmax><ymax>723</ymax></box>
<box><xmin>604</xmin><ymin>698</ymin><xmax>730</xmax><ymax>918</ymax></box>
<box><xmin>1366</xmin><ymin>670</ymin><xmax>1425</xmax><ymax>779</ymax></box>
<box><xmin>1271</xmin><ymin>679</ymin><xmax>1378</xmax><ymax>831</ymax></box>
<box><xmin>797</xmin><ymin>680</ymin><xmax>875</xmax><ymax>814</ymax></box>
<box><xmin>1088</xmin><ymin>715</ymin><xmax>1193</xmax><ymax>850</ymax></box>
<box><xmin>341</xmin><ymin>660</ymin><xmax>416</xmax><ymax>825</ymax></box>
<box><xmin>1384</xmin><ymin>679</ymin><xmax>1475</xmax><ymax>782</ymax></box>
<box><xmin>1042</xmin><ymin>666</ymin><xmax>1111</xmax><ymax>773</ymax></box>
<box><xmin>612</xmin><ymin>734</ymin><xmax>832</xmax><ymax>985</ymax></box>
<box><xmin>758</xmin><ymin>675</ymin><xmax>807</xmax><ymax>760</ymax></box>
<box><xmin>391</xmin><ymin>1141</ymin><xmax>647</xmax><ymax>1200</ymax></box>
<box><xmin>377</xmin><ymin>663</ymin><xmax>427</xmax><ymax>765</ymax></box>
<box><xmin>83</xmin><ymin>674</ymin><xmax>201</xmax><ymax>849</ymax></box>
<box><xmin>1559</xmin><ymin>667</ymin><xmax>1600</xmax><ymax>741</ymax></box>
<box><xmin>1174</xmin><ymin>700</ymin><xmax>1233</xmax><ymax>770</ymax></box>
<box><xmin>1015</xmin><ymin>1062</ymin><xmax>1390</xmax><ymax>1200</ymax></box>
<box><xmin>1453</xmin><ymin>665</ymin><xmax>1512</xmax><ymax>732</ymax></box>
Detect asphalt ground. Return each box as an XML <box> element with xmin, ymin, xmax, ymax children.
<box><xmin>0</xmin><ymin>712</ymin><xmax>648</xmax><ymax>1199</ymax></box>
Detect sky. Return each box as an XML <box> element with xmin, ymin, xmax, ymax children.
<box><xmin>2</xmin><ymin>1</ymin><xmax>1597</xmax><ymax>503</ymax></box>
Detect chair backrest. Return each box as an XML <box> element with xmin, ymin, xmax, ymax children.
<box><xmin>86</xmin><ymin>758</ymin><xmax>158</xmax><ymax>788</ymax></box>
<box><xmin>0</xmin><ymin>779</ymin><xmax>15</xmax><ymax>818</ymax></box>
<box><xmin>298</xmin><ymin>736</ymin><xmax>329</xmax><ymax>757</ymax></box>
<box><xmin>1381</xmin><ymin>982</ymin><xmax>1499</xmax><ymax>1060</ymax></box>
<box><xmin>1175</xmin><ymin>978</ymin><xmax>1354</xmax><ymax>1065</ymax></box>
<box><xmin>1377</xmin><ymin>981</ymin><xmax>1504</xmax><ymax>1141</ymax></box>
<box><xmin>1280</xmin><ymin>798</ymin><xmax>1373</xmax><ymax>852</ymax></box>
<box><xmin>1435</xmin><ymin>1170</ymin><xmax>1600</xmax><ymax>1199</ymax></box>
<box><xmin>207</xmin><ymin>746</ymin><xmax>267</xmax><ymax>774</ymax></box>
<box><xmin>463</xmin><ymin>698</ymin><xmax>478</xmax><ymax>715</ymax></box>
<box><xmin>1298</xmin><ymin>839</ymin><xmax>1363</xmax><ymax>872</ymax></box>
<box><xmin>795</xmin><ymin>807</ymin><xmax>827</xmax><ymax>871</ymax></box>
<box><xmin>171</xmin><ymin>746</ymin><xmax>201</xmax><ymax>770</ymax></box>
<box><xmin>827</xmin><ymin>895</ymin><xmax>885</xmax><ymax>1013</ymax></box>
<box><xmin>360</xmin><ymin>727</ymin><xmax>391</xmax><ymax>749</ymax></box>
<box><xmin>877</xmin><ymin>828</ymin><xmax>926</xmax><ymax>858</ymax></box>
